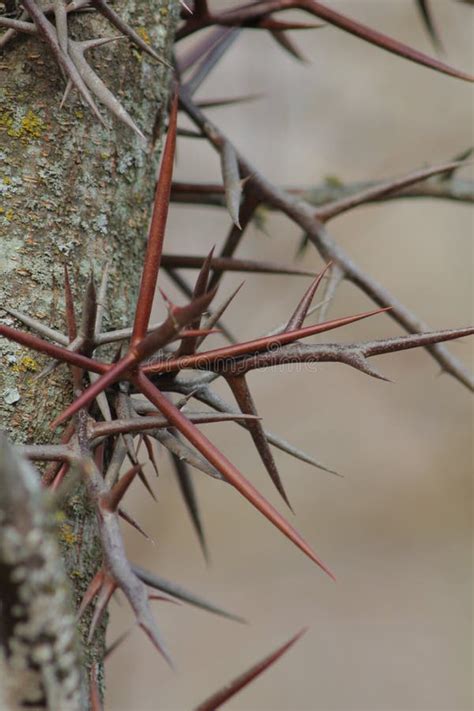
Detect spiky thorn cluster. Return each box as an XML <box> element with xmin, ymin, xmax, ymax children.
<box><xmin>1</xmin><ymin>1</ymin><xmax>473</xmax><ymax>707</ymax></box>
<box><xmin>0</xmin><ymin>0</ymin><xmax>170</xmax><ymax>139</ymax></box>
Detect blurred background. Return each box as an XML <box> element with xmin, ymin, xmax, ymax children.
<box><xmin>107</xmin><ymin>2</ymin><xmax>473</xmax><ymax>709</ymax></box>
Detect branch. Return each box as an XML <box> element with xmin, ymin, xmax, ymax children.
<box><xmin>170</xmin><ymin>176</ymin><xmax>474</xmax><ymax>209</ymax></box>
<box><xmin>0</xmin><ymin>435</ymin><xmax>82</xmax><ymax>710</ymax></box>
<box><xmin>178</xmin><ymin>89</ymin><xmax>473</xmax><ymax>390</ymax></box>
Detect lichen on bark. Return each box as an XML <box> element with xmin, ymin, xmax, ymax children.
<box><xmin>0</xmin><ymin>1</ymin><xmax>180</xmax><ymax>706</ymax></box>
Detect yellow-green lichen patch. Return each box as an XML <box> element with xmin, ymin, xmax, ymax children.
<box><xmin>59</xmin><ymin>523</ymin><xmax>78</xmax><ymax>546</ymax></box>
<box><xmin>0</xmin><ymin>109</ymin><xmax>46</xmax><ymax>142</ymax></box>
<box><xmin>10</xmin><ymin>356</ymin><xmax>40</xmax><ymax>374</ymax></box>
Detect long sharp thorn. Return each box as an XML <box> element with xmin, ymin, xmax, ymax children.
<box><xmin>134</xmin><ymin>374</ymin><xmax>335</xmax><ymax>578</ymax></box>
<box><xmin>316</xmin><ymin>159</ymin><xmax>469</xmax><ymax>221</ymax></box>
<box><xmin>50</xmin><ymin>351</ymin><xmax>136</xmax><ymax>429</ymax></box>
<box><xmin>21</xmin><ymin>0</ymin><xmax>105</xmax><ymax>122</ymax></box>
<box><xmin>78</xmin><ymin>569</ymin><xmax>105</xmax><ymax>619</ymax></box>
<box><xmin>171</xmin><ymin>451</ymin><xmax>209</xmax><ymax>561</ymax></box>
<box><xmin>270</xmin><ymin>29</ymin><xmax>308</xmax><ymax>63</ymax></box>
<box><xmin>220</xmin><ymin>140</ymin><xmax>242</xmax><ymax>228</ymax></box>
<box><xmin>54</xmin><ymin>0</ymin><xmax>69</xmax><ymax>55</ymax></box>
<box><xmin>1</xmin><ymin>306</ymin><xmax>69</xmax><ymax>345</ymax></box>
<box><xmin>416</xmin><ymin>0</ymin><xmax>443</xmax><ymax>52</ymax></box>
<box><xmin>0</xmin><ymin>323</ymin><xmax>107</xmax><ymax>373</ymax></box>
<box><xmin>144</xmin><ymin>307</ymin><xmax>391</xmax><ymax>375</ymax></box>
<box><xmin>162</xmin><ymin>253</ymin><xmax>315</xmax><ymax>277</ymax></box>
<box><xmin>88</xmin><ymin>578</ymin><xmax>117</xmax><ymax>642</ymax></box>
<box><xmin>285</xmin><ymin>262</ymin><xmax>332</xmax><ymax>331</ymax></box>
<box><xmin>194</xmin><ymin>628</ymin><xmax>307</xmax><ymax>711</ymax></box>
<box><xmin>303</xmin><ymin>0</ymin><xmax>472</xmax><ymax>82</ymax></box>
<box><xmin>118</xmin><ymin>507</ymin><xmax>154</xmax><ymax>542</ymax></box>
<box><xmin>177</xmin><ymin>248</ymin><xmax>215</xmax><ymax>357</ymax></box>
<box><xmin>90</xmin><ymin>0</ymin><xmax>171</xmax><ymax>66</ymax></box>
<box><xmin>132</xmin><ymin>564</ymin><xmax>245</xmax><ymax>622</ymax></box>
<box><xmin>208</xmin><ymin>190</ymin><xmax>260</xmax><ymax>290</ymax></box>
<box><xmin>196</xmin><ymin>384</ymin><xmax>340</xmax><ymax>474</ymax></box>
<box><xmin>142</xmin><ymin>434</ymin><xmax>160</xmax><ymax>477</ymax></box>
<box><xmin>186</xmin><ymin>28</ymin><xmax>241</xmax><ymax>95</ymax></box>
<box><xmin>131</xmin><ymin>92</ymin><xmax>178</xmax><ymax>344</ymax></box>
<box><xmin>196</xmin><ymin>93</ymin><xmax>263</xmax><ymax>109</ymax></box>
<box><xmin>104</xmin><ymin>629</ymin><xmax>132</xmax><ymax>659</ymax></box>
<box><xmin>363</xmin><ymin>327</ymin><xmax>474</xmax><ymax>358</ymax></box>
<box><xmin>197</xmin><ymin>281</ymin><xmax>244</xmax><ymax>348</ymax></box>
<box><xmin>256</xmin><ymin>17</ymin><xmax>323</xmax><ymax>31</ymax></box>
<box><xmin>100</xmin><ymin>463</ymin><xmax>142</xmax><ymax>512</ymax></box>
<box><xmin>178</xmin><ymin>26</ymin><xmax>229</xmax><ymax>73</ymax></box>
<box><xmin>90</xmin><ymin>665</ymin><xmax>103</xmax><ymax>711</ymax></box>
<box><xmin>226</xmin><ymin>374</ymin><xmax>292</xmax><ymax>510</ymax></box>
<box><xmin>68</xmin><ymin>38</ymin><xmax>146</xmax><ymax>141</ymax></box>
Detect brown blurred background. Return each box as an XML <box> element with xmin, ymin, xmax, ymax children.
<box><xmin>106</xmin><ymin>2</ymin><xmax>473</xmax><ymax>709</ymax></box>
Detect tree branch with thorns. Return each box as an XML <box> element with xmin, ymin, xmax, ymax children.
<box><xmin>1</xmin><ymin>1</ymin><xmax>472</xmax><ymax>709</ymax></box>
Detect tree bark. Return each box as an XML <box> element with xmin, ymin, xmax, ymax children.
<box><xmin>0</xmin><ymin>1</ymin><xmax>179</xmax><ymax>707</ymax></box>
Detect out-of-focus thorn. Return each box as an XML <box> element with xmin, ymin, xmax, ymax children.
<box><xmin>132</xmin><ymin>564</ymin><xmax>245</xmax><ymax>622</ymax></box>
<box><xmin>226</xmin><ymin>374</ymin><xmax>292</xmax><ymax>510</ymax></box>
<box><xmin>171</xmin><ymin>450</ymin><xmax>209</xmax><ymax>562</ymax></box>
<box><xmin>220</xmin><ymin>140</ymin><xmax>242</xmax><ymax>228</ymax></box>
<box><xmin>194</xmin><ymin>628</ymin><xmax>307</xmax><ymax>711</ymax></box>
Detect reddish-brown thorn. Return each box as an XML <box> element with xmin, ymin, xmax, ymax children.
<box><xmin>105</xmin><ymin>629</ymin><xmax>132</xmax><ymax>659</ymax></box>
<box><xmin>131</xmin><ymin>92</ymin><xmax>178</xmax><ymax>345</ymax></box>
<box><xmin>149</xmin><ymin>594</ymin><xmax>181</xmax><ymax>604</ymax></box>
<box><xmin>162</xmin><ymin>253</ymin><xmax>315</xmax><ymax>277</ymax></box>
<box><xmin>50</xmin><ymin>351</ymin><xmax>136</xmax><ymax>429</ymax></box>
<box><xmin>255</xmin><ymin>17</ymin><xmax>323</xmax><ymax>30</ymax></box>
<box><xmin>142</xmin><ymin>434</ymin><xmax>160</xmax><ymax>477</ymax></box>
<box><xmin>416</xmin><ymin>0</ymin><xmax>443</xmax><ymax>52</ymax></box>
<box><xmin>50</xmin><ymin>462</ymin><xmax>70</xmax><ymax>491</ymax></box>
<box><xmin>90</xmin><ymin>664</ymin><xmax>102</xmax><ymax>711</ymax></box>
<box><xmin>0</xmin><ymin>323</ymin><xmax>107</xmax><ymax>374</ymax></box>
<box><xmin>51</xmin><ymin>290</ymin><xmax>217</xmax><ymax>429</ymax></box>
<box><xmin>171</xmin><ymin>450</ymin><xmax>209</xmax><ymax>561</ymax></box>
<box><xmin>208</xmin><ymin>190</ymin><xmax>260</xmax><ymax>290</ymax></box>
<box><xmin>144</xmin><ymin>307</ymin><xmax>391</xmax><ymax>375</ymax></box>
<box><xmin>134</xmin><ymin>372</ymin><xmax>335</xmax><ymax>577</ymax></box>
<box><xmin>177</xmin><ymin>247</ymin><xmax>215</xmax><ymax>356</ymax></box>
<box><xmin>100</xmin><ymin>463</ymin><xmax>142</xmax><ymax>512</ymax></box>
<box><xmin>118</xmin><ymin>507</ymin><xmax>154</xmax><ymax>542</ymax></box>
<box><xmin>136</xmin><ymin>464</ymin><xmax>157</xmax><ymax>502</ymax></box>
<box><xmin>194</xmin><ymin>628</ymin><xmax>307</xmax><ymax>711</ymax></box>
<box><xmin>226</xmin><ymin>374</ymin><xmax>292</xmax><ymax>509</ymax></box>
<box><xmin>285</xmin><ymin>261</ymin><xmax>332</xmax><ymax>331</ymax></box>
<box><xmin>269</xmin><ymin>29</ymin><xmax>307</xmax><ymax>63</ymax></box>
<box><xmin>88</xmin><ymin>577</ymin><xmax>117</xmax><ymax>642</ymax></box>
<box><xmin>78</xmin><ymin>569</ymin><xmax>106</xmax><ymax>619</ymax></box>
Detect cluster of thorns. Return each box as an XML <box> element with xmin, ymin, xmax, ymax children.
<box><xmin>1</xmin><ymin>0</ymin><xmax>473</xmax><ymax>707</ymax></box>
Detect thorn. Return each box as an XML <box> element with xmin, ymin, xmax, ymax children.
<box><xmin>226</xmin><ymin>374</ymin><xmax>293</xmax><ymax>510</ymax></box>
<box><xmin>77</xmin><ymin>569</ymin><xmax>105</xmax><ymax>619</ymax></box>
<box><xmin>88</xmin><ymin>577</ymin><xmax>117</xmax><ymax>642</ymax></box>
<box><xmin>171</xmin><ymin>451</ymin><xmax>209</xmax><ymax>562</ymax></box>
<box><xmin>194</xmin><ymin>628</ymin><xmax>307</xmax><ymax>711</ymax></box>
<box><xmin>100</xmin><ymin>463</ymin><xmax>142</xmax><ymax>512</ymax></box>
<box><xmin>220</xmin><ymin>140</ymin><xmax>242</xmax><ymax>228</ymax></box>
<box><xmin>135</xmin><ymin>374</ymin><xmax>335</xmax><ymax>578</ymax></box>
<box><xmin>131</xmin><ymin>91</ymin><xmax>178</xmax><ymax>343</ymax></box>
<box><xmin>132</xmin><ymin>564</ymin><xmax>245</xmax><ymax>622</ymax></box>
<box><xmin>285</xmin><ymin>262</ymin><xmax>332</xmax><ymax>331</ymax></box>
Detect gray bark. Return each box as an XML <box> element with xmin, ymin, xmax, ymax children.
<box><xmin>0</xmin><ymin>1</ymin><xmax>179</xmax><ymax>706</ymax></box>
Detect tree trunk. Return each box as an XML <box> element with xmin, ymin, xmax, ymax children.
<box><xmin>0</xmin><ymin>2</ymin><xmax>179</xmax><ymax>707</ymax></box>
